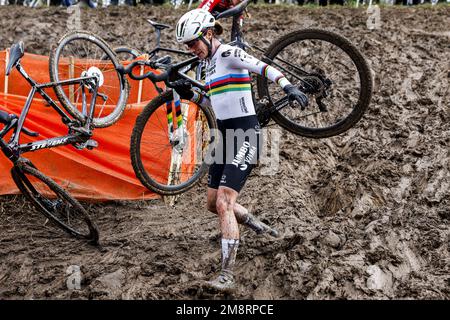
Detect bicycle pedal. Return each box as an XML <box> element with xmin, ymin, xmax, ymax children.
<box><xmin>86</xmin><ymin>139</ymin><xmax>99</xmax><ymax>150</ymax></box>
<box><xmin>71</xmin><ymin>126</ymin><xmax>92</xmax><ymax>136</ymax></box>
<box><xmin>316</xmin><ymin>99</ymin><xmax>328</xmax><ymax>112</ymax></box>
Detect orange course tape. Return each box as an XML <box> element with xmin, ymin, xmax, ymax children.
<box><xmin>0</xmin><ymin>51</ymin><xmax>198</xmax><ymax>201</ymax></box>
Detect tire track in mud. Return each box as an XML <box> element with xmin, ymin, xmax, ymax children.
<box><xmin>0</xmin><ymin>5</ymin><xmax>449</xmax><ymax>299</ymax></box>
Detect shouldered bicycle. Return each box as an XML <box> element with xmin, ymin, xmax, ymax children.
<box><xmin>48</xmin><ymin>0</ymin><xmax>372</xmax><ymax>196</ymax></box>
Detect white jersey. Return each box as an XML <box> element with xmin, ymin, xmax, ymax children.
<box><xmin>199</xmin><ymin>44</ymin><xmax>291</xmax><ymax>121</ymax></box>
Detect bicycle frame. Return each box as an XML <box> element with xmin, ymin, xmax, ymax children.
<box><xmin>124</xmin><ymin>0</ymin><xmax>318</xmax><ymax>139</ymax></box>
<box><xmin>147</xmin><ymin>44</ymin><xmax>193</xmax><ymax>61</ymax></box>
<box><xmin>228</xmin><ymin>11</ymin><xmax>311</xmax><ymax>83</ymax></box>
<box><xmin>163</xmin><ymin>2</ymin><xmax>312</xmax><ymax>93</ymax></box>
<box><xmin>144</xmin><ymin>21</ymin><xmax>194</xmax><ymax>61</ymax></box>
<box><xmin>0</xmin><ymin>62</ymin><xmax>100</xmax><ymax>163</ymax></box>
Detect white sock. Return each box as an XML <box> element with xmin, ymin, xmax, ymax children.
<box><xmin>221</xmin><ymin>238</ymin><xmax>239</xmax><ymax>271</ymax></box>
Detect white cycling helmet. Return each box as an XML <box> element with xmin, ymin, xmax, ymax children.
<box><xmin>176</xmin><ymin>9</ymin><xmax>216</xmax><ymax>44</ymax></box>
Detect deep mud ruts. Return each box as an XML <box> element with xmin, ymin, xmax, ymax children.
<box><xmin>0</xmin><ymin>5</ymin><xmax>449</xmax><ymax>299</ymax></box>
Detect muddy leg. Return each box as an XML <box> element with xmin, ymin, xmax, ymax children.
<box><xmin>205</xmin><ymin>186</ymin><xmax>239</xmax><ymax>293</ymax></box>
<box><xmin>207</xmin><ymin>188</ymin><xmax>279</xmax><ymax>237</ymax></box>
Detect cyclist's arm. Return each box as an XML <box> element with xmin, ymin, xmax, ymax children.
<box><xmin>225</xmin><ymin>47</ymin><xmax>291</xmax><ymax>89</ymax></box>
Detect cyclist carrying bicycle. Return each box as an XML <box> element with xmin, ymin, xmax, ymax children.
<box><xmin>174</xmin><ymin>9</ymin><xmax>308</xmax><ymax>293</ymax></box>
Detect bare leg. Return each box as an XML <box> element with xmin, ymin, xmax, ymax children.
<box><xmin>207</xmin><ymin>188</ymin><xmax>247</xmax><ymax>223</ymax></box>
<box><xmin>207</xmin><ymin>188</ymin><xmax>279</xmax><ymax>237</ymax></box>
<box><xmin>215</xmin><ymin>186</ymin><xmax>239</xmax><ymax>239</ymax></box>
<box><xmin>205</xmin><ymin>186</ymin><xmax>239</xmax><ymax>293</ymax></box>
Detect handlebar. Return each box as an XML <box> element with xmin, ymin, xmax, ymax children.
<box><xmin>117</xmin><ymin>54</ymin><xmax>203</xmax><ymax>92</ymax></box>
<box><xmin>117</xmin><ymin>56</ymin><xmax>171</xmax><ymax>82</ymax></box>
<box><xmin>0</xmin><ymin>110</ymin><xmax>38</xmax><ymax>137</ymax></box>
<box><xmin>216</xmin><ymin>0</ymin><xmax>251</xmax><ymax>20</ymax></box>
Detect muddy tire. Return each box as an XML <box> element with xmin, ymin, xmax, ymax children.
<box><xmin>11</xmin><ymin>161</ymin><xmax>99</xmax><ymax>244</ymax></box>
<box><xmin>130</xmin><ymin>90</ymin><xmax>217</xmax><ymax>195</ymax></box>
<box><xmin>257</xmin><ymin>29</ymin><xmax>373</xmax><ymax>138</ymax></box>
<box><xmin>49</xmin><ymin>30</ymin><xmax>129</xmax><ymax>128</ymax></box>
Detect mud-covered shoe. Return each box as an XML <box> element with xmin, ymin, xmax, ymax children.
<box><xmin>205</xmin><ymin>270</ymin><xmax>236</xmax><ymax>293</ymax></box>
<box><xmin>243</xmin><ymin>213</ymin><xmax>280</xmax><ymax>238</ymax></box>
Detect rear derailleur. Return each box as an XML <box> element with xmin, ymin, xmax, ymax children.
<box><xmin>300</xmin><ymin>71</ymin><xmax>332</xmax><ymax>112</ymax></box>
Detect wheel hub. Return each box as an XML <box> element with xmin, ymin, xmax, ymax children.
<box><xmin>86</xmin><ymin>66</ymin><xmax>104</xmax><ymax>88</ymax></box>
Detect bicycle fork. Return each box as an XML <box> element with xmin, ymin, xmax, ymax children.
<box><xmin>165</xmin><ymin>91</ymin><xmax>190</xmax><ymax>193</ymax></box>
<box><xmin>166</xmin><ymin>91</ymin><xmax>187</xmax><ymax>153</ymax></box>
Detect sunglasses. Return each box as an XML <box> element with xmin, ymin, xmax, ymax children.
<box><xmin>185</xmin><ymin>39</ymin><xmax>200</xmax><ymax>49</ymax></box>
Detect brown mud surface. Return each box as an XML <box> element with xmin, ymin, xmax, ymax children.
<box><xmin>0</xmin><ymin>5</ymin><xmax>449</xmax><ymax>299</ymax></box>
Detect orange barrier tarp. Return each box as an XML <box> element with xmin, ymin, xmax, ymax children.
<box><xmin>0</xmin><ymin>50</ymin><xmax>197</xmax><ymax>201</ymax></box>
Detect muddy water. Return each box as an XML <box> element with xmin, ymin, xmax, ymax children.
<box><xmin>0</xmin><ymin>5</ymin><xmax>449</xmax><ymax>299</ymax></box>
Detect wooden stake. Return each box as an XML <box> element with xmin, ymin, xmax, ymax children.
<box><xmin>137</xmin><ymin>54</ymin><xmax>149</xmax><ymax>104</ymax></box>
<box><xmin>4</xmin><ymin>49</ymin><xmax>9</xmax><ymax>94</ymax></box>
<box><xmin>69</xmin><ymin>56</ymin><xmax>74</xmax><ymax>104</ymax></box>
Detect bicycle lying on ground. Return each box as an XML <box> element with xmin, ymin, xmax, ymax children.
<box><xmin>0</xmin><ymin>41</ymin><xmax>105</xmax><ymax>244</ymax></box>
<box><xmin>49</xmin><ymin>0</ymin><xmax>373</xmax><ymax>196</ymax></box>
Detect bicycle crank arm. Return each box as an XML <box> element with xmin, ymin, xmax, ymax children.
<box><xmin>73</xmin><ymin>139</ymin><xmax>98</xmax><ymax>150</ymax></box>
<box><xmin>274</xmin><ymin>96</ymin><xmax>289</xmax><ymax>112</ymax></box>
<box><xmin>70</xmin><ymin>126</ymin><xmax>92</xmax><ymax>137</ymax></box>
<box><xmin>316</xmin><ymin>98</ymin><xmax>328</xmax><ymax>112</ymax></box>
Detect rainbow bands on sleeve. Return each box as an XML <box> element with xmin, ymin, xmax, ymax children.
<box><xmin>274</xmin><ymin>75</ymin><xmax>284</xmax><ymax>84</ymax></box>
<box><xmin>275</xmin><ymin>75</ymin><xmax>290</xmax><ymax>88</ymax></box>
<box><xmin>261</xmin><ymin>64</ymin><xmax>270</xmax><ymax>77</ymax></box>
<box><xmin>262</xmin><ymin>63</ymin><xmax>290</xmax><ymax>88</ymax></box>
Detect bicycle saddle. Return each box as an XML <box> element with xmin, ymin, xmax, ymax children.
<box><xmin>147</xmin><ymin>19</ymin><xmax>171</xmax><ymax>30</ymax></box>
<box><xmin>6</xmin><ymin>41</ymin><xmax>24</xmax><ymax>76</ymax></box>
<box><xmin>216</xmin><ymin>0</ymin><xmax>250</xmax><ymax>20</ymax></box>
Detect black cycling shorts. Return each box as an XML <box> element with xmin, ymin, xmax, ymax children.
<box><xmin>207</xmin><ymin>115</ymin><xmax>261</xmax><ymax>193</ymax></box>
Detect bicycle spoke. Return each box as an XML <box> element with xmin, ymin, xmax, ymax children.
<box><xmin>132</xmin><ymin>92</ymin><xmax>214</xmax><ymax>194</ymax></box>
<box><xmin>259</xmin><ymin>33</ymin><xmax>366</xmax><ymax>135</ymax></box>
<box><xmin>51</xmin><ymin>32</ymin><xmax>128</xmax><ymax>128</ymax></box>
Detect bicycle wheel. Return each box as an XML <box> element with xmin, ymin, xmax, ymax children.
<box><xmin>130</xmin><ymin>90</ymin><xmax>217</xmax><ymax>196</ymax></box>
<box><xmin>49</xmin><ymin>30</ymin><xmax>129</xmax><ymax>128</ymax></box>
<box><xmin>256</xmin><ymin>29</ymin><xmax>373</xmax><ymax>138</ymax></box>
<box><xmin>11</xmin><ymin>161</ymin><xmax>99</xmax><ymax>244</ymax></box>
